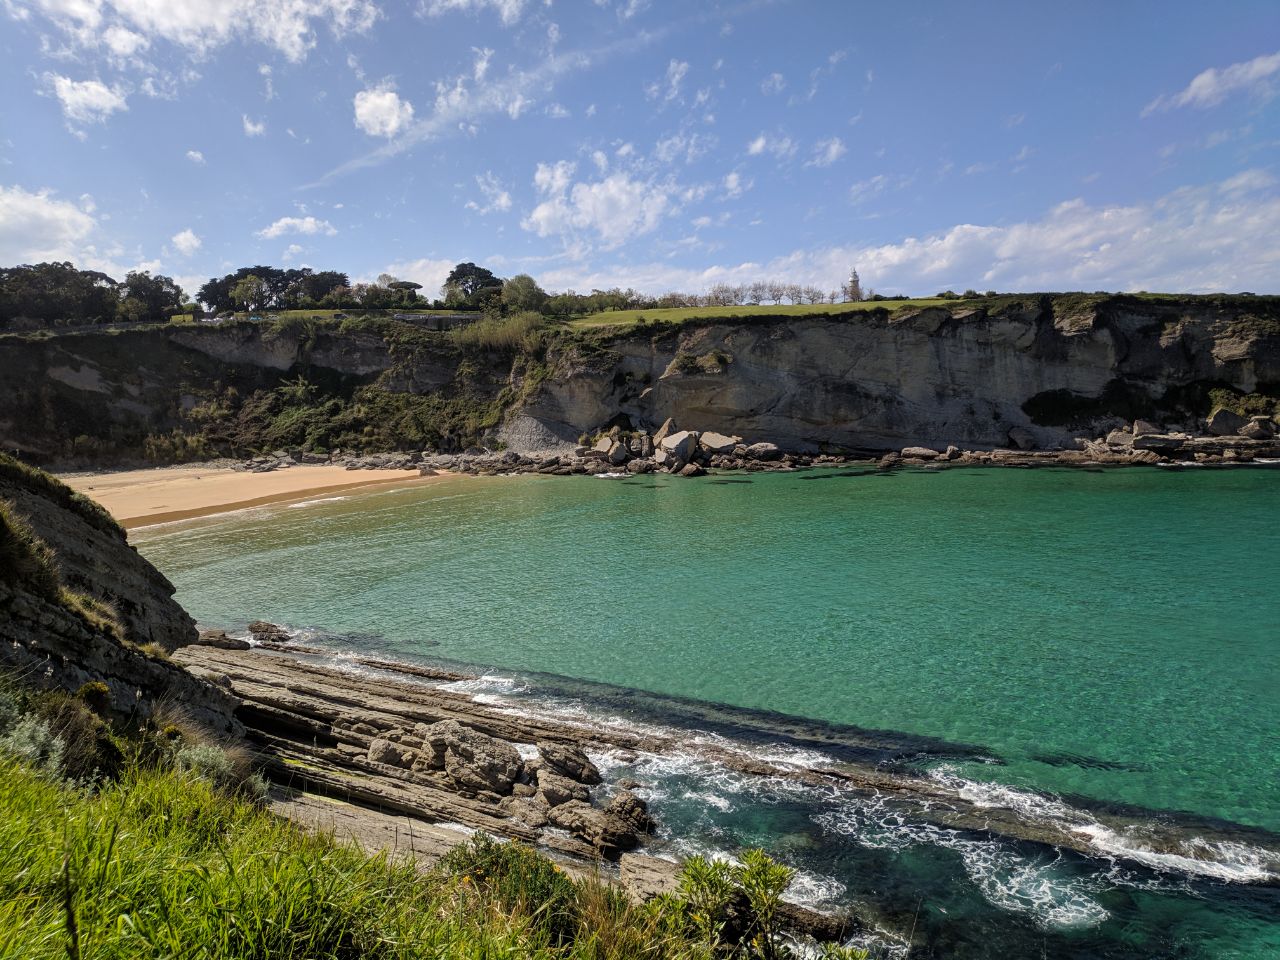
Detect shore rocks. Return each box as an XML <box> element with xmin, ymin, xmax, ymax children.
<box><xmin>660</xmin><ymin>430</ymin><xmax>698</xmax><ymax>461</ymax></box>
<box><xmin>538</xmin><ymin>742</ymin><xmax>602</xmax><ymax>784</ymax></box>
<box><xmin>901</xmin><ymin>446</ymin><xmax>940</xmax><ymax>460</ymax></box>
<box><xmin>195</xmin><ymin>628</ymin><xmax>251</xmax><ymax>651</ymax></box>
<box><xmin>421</xmin><ymin>719</ymin><xmax>524</xmax><ymax>795</ymax></box>
<box><xmin>698</xmin><ymin>431</ymin><xmax>740</xmax><ymax>455</ymax></box>
<box><xmin>746</xmin><ymin>441</ymin><xmax>782</xmax><ymax>461</ymax></box>
<box><xmin>1206</xmin><ymin>408</ymin><xmax>1247</xmax><ymax>436</ymax></box>
<box><xmin>248</xmin><ymin>620</ymin><xmax>291</xmax><ymax>644</ymax></box>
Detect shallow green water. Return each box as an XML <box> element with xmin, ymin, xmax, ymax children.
<box><xmin>132</xmin><ymin>466</ymin><xmax>1280</xmax><ymax>957</ymax></box>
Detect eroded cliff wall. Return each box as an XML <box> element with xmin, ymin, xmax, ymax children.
<box><xmin>1</xmin><ymin>295</ymin><xmax>1277</xmax><ymax>462</ymax></box>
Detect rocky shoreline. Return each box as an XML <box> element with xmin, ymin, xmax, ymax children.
<box><xmin>230</xmin><ymin>410</ymin><xmax>1280</xmax><ymax>480</ymax></box>
<box><xmin>180</xmin><ymin>627</ymin><xmax>1280</xmax><ymax>918</ymax></box>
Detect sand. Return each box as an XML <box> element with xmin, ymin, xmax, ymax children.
<box><xmin>60</xmin><ymin>463</ymin><xmax>448</xmax><ymax>529</ymax></box>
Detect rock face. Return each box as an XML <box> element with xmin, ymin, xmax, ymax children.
<box><xmin>514</xmin><ymin>297</ymin><xmax>1280</xmax><ymax>453</ymax></box>
<box><xmin>0</xmin><ymin>459</ymin><xmax>239</xmax><ymax>734</ymax></box>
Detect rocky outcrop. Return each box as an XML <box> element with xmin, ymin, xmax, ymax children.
<box><xmin>0</xmin><ymin>464</ymin><xmax>195</xmax><ymax>650</ymax></box>
<box><xmin>175</xmin><ymin>644</ymin><xmax>655</xmax><ymax>860</ymax></box>
<box><xmin>0</xmin><ymin>458</ymin><xmax>238</xmax><ymax>733</ymax></box>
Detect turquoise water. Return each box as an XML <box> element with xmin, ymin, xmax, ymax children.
<box><xmin>132</xmin><ymin>467</ymin><xmax>1280</xmax><ymax>957</ymax></box>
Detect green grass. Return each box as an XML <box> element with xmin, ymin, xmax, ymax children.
<box><xmin>0</xmin><ymin>759</ymin><xmax>865</xmax><ymax>959</ymax></box>
<box><xmin>567</xmin><ymin>299</ymin><xmax>954</xmax><ymax>329</ymax></box>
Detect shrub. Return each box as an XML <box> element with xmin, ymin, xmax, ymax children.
<box><xmin>0</xmin><ymin>715</ymin><xmax>65</xmax><ymax>778</ymax></box>
<box><xmin>0</xmin><ymin>499</ymin><xmax>61</xmax><ymax>599</ymax></box>
<box><xmin>440</xmin><ymin>832</ymin><xmax>582</xmax><ymax>945</ymax></box>
<box><xmin>173</xmin><ymin>742</ymin><xmax>270</xmax><ymax>803</ymax></box>
<box><xmin>75</xmin><ymin>681</ymin><xmax>111</xmax><ymax>714</ymax></box>
<box><xmin>451</xmin><ymin>311</ymin><xmax>547</xmax><ymax>352</ymax></box>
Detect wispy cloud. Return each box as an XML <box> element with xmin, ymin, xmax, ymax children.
<box><xmin>1144</xmin><ymin>49</ymin><xmax>1280</xmax><ymax>115</ymax></box>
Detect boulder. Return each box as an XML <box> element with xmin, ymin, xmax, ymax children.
<box><xmin>1007</xmin><ymin>426</ymin><xmax>1036</xmax><ymax>451</ymax></box>
<box><xmin>659</xmin><ymin>430</ymin><xmax>698</xmax><ymax>461</ymax></box>
<box><xmin>1206</xmin><ymin>408</ymin><xmax>1247</xmax><ymax>436</ymax></box>
<box><xmin>1104</xmin><ymin>428</ymin><xmax>1134</xmax><ymax>450</ymax></box>
<box><xmin>940</xmin><ymin>445</ymin><xmax>961</xmax><ymax>461</ymax></box>
<box><xmin>606</xmin><ymin>441</ymin><xmax>630</xmax><ymax>465</ymax></box>
<box><xmin>538</xmin><ymin>742</ymin><xmax>602</xmax><ymax>784</ymax></box>
<box><xmin>651</xmin><ymin>418</ymin><xmax>677</xmax><ymax>448</ymax></box>
<box><xmin>592</xmin><ymin>436</ymin><xmax>614</xmax><ymax>455</ymax></box>
<box><xmin>1129</xmin><ymin>449</ymin><xmax>1163</xmax><ymax>465</ymax></box>
<box><xmin>536</xmin><ymin>770</ymin><xmax>591</xmax><ymax>807</ymax></box>
<box><xmin>901</xmin><ymin>446</ymin><xmax>940</xmax><ymax>460</ymax></box>
<box><xmin>678</xmin><ymin>463</ymin><xmax>706</xmax><ymax>478</ymax></box>
<box><xmin>626</xmin><ymin>459</ymin><xmax>654</xmax><ymax>474</ymax></box>
<box><xmin>1132</xmin><ymin>419</ymin><xmax>1161</xmax><ymax>437</ymax></box>
<box><xmin>605</xmin><ymin>790</ymin><xmax>654</xmax><ymax>836</ymax></box>
<box><xmin>745</xmin><ymin>442</ymin><xmax>782</xmax><ymax>461</ymax></box>
<box><xmin>195</xmin><ymin>629</ymin><xmax>250</xmax><ymax>651</ymax></box>
<box><xmin>247</xmin><ymin>620</ymin><xmax>291</xmax><ymax>643</ymax></box>
<box><xmin>546</xmin><ymin>800</ymin><xmax>644</xmax><ymax>857</ymax></box>
<box><xmin>698</xmin><ymin>431</ymin><xmax>739</xmax><ymax>455</ymax></box>
<box><xmin>1241</xmin><ymin>417</ymin><xmax>1277</xmax><ymax>440</ymax></box>
<box><xmin>420</xmin><ymin>720</ymin><xmax>524</xmax><ymax>795</ymax></box>
<box><xmin>652</xmin><ymin>449</ymin><xmax>671</xmax><ymax>467</ymax></box>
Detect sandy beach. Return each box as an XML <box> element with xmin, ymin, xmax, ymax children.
<box><xmin>60</xmin><ymin>463</ymin><xmax>448</xmax><ymax>528</ymax></box>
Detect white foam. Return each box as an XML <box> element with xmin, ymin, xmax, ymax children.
<box><xmin>287</xmin><ymin>495</ymin><xmax>350</xmax><ymax>508</ymax></box>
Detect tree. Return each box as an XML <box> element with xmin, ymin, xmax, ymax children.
<box><xmin>0</xmin><ymin>262</ymin><xmax>120</xmax><ymax>326</ymax></box>
<box><xmin>442</xmin><ymin>262</ymin><xmax>503</xmax><ymax>305</ymax></box>
<box><xmin>501</xmin><ymin>274</ymin><xmax>548</xmax><ymax>313</ymax></box>
<box><xmin>118</xmin><ymin>270</ymin><xmax>185</xmax><ymax>323</ymax></box>
<box><xmin>230</xmin><ymin>275</ymin><xmax>268</xmax><ymax>312</ymax></box>
<box><xmin>842</xmin><ymin>267</ymin><xmax>863</xmax><ymax>302</ymax></box>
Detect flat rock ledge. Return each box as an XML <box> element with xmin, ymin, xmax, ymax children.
<box><xmin>174</xmin><ymin>644</ymin><xmax>859</xmax><ymax>940</ymax></box>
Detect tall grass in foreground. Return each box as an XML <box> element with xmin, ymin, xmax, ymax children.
<box><xmin>0</xmin><ymin>759</ymin><xmax>867</xmax><ymax>959</ymax></box>
<box><xmin>451</xmin><ymin>310</ymin><xmax>549</xmax><ymax>352</ymax></box>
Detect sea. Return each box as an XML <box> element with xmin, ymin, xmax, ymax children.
<box><xmin>131</xmin><ymin>465</ymin><xmax>1280</xmax><ymax>958</ymax></box>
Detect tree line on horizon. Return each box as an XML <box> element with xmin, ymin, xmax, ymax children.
<box><xmin>0</xmin><ymin>259</ymin><xmax>913</xmax><ymax>329</ymax></box>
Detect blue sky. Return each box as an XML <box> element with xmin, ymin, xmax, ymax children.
<box><xmin>2</xmin><ymin>0</ymin><xmax>1278</xmax><ymax>299</ymax></box>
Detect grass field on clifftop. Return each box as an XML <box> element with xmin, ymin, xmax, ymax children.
<box><xmin>568</xmin><ymin>298</ymin><xmax>953</xmax><ymax>330</ymax></box>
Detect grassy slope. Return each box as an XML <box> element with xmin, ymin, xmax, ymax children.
<box><xmin>0</xmin><ymin>760</ymin><xmax>864</xmax><ymax>959</ymax></box>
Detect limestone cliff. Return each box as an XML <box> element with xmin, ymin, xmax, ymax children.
<box><xmin>1</xmin><ymin>294</ymin><xmax>1277</xmax><ymax>462</ymax></box>
<box><xmin>515</xmin><ymin>296</ymin><xmax>1280</xmax><ymax>452</ymax></box>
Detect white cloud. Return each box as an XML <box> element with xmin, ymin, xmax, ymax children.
<box><xmin>242</xmin><ymin>114</ymin><xmax>266</xmax><ymax>136</ymax></box>
<box><xmin>1219</xmin><ymin>168</ymin><xmax>1275</xmax><ymax>195</ymax></box>
<box><xmin>353</xmin><ymin>82</ymin><xmax>415</xmax><ymax>137</ymax></box>
<box><xmin>760</xmin><ymin>71</ymin><xmax>785</xmax><ymax>95</ymax></box>
<box><xmin>43</xmin><ymin>74</ymin><xmax>127</xmax><ymax>124</ymax></box>
<box><xmin>171</xmin><ymin>227</ymin><xmax>201</xmax><ymax>255</ymax></box>
<box><xmin>849</xmin><ymin>174</ymin><xmax>889</xmax><ymax>204</ymax></box>
<box><xmin>465</xmin><ymin>170</ymin><xmax>512</xmax><ymax>214</ymax></box>
<box><xmin>259</xmin><ymin>62</ymin><xmax>275</xmax><ymax>100</ymax></box>
<box><xmin>1145</xmin><ymin>49</ymin><xmax>1280</xmax><ymax>114</ymax></box>
<box><xmin>0</xmin><ymin>184</ymin><xmax>96</xmax><ymax>263</ymax></box>
<box><xmin>506</xmin><ymin>93</ymin><xmax>531</xmax><ymax>118</ymax></box>
<box><xmin>746</xmin><ymin>132</ymin><xmax>795</xmax><ymax>160</ymax></box>
<box><xmin>186</xmin><ymin>149</ymin><xmax>205</xmax><ymax>164</ymax></box>
<box><xmin>255</xmin><ymin>215</ymin><xmax>336</xmax><ymax>239</ymax></box>
<box><xmin>545</xmin><ymin>102</ymin><xmax>569</xmax><ymax>119</ymax></box>
<box><xmin>646</xmin><ymin>59</ymin><xmax>688</xmax><ymax>102</ymax></box>
<box><xmin>807</xmin><ymin>137</ymin><xmax>846</xmax><ymax>167</ymax></box>
<box><xmin>102</xmin><ymin>24</ymin><xmax>147</xmax><ymax>56</ymax></box>
<box><xmin>722</xmin><ymin>170</ymin><xmax>748</xmax><ymax>198</ymax></box>
<box><xmin>418</xmin><ymin>0</ymin><xmax>528</xmax><ymax>26</ymax></box>
<box><xmin>282</xmin><ymin>243</ymin><xmax>305</xmax><ymax>263</ymax></box>
<box><xmin>548</xmin><ymin>173</ymin><xmax>1280</xmax><ymax>296</ymax></box>
<box><xmin>472</xmin><ymin>46</ymin><xmax>494</xmax><ymax>82</ymax></box>
<box><xmin>380</xmin><ymin>255</ymin><xmax>454</xmax><ymax>296</ymax></box>
<box><xmin>522</xmin><ymin>161</ymin><xmax>675</xmax><ymax>250</ymax></box>
<box><xmin>19</xmin><ymin>0</ymin><xmax>379</xmax><ymax>62</ymax></box>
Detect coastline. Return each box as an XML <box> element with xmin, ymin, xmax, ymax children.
<box><xmin>59</xmin><ymin>462</ymin><xmax>455</xmax><ymax>528</ymax></box>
